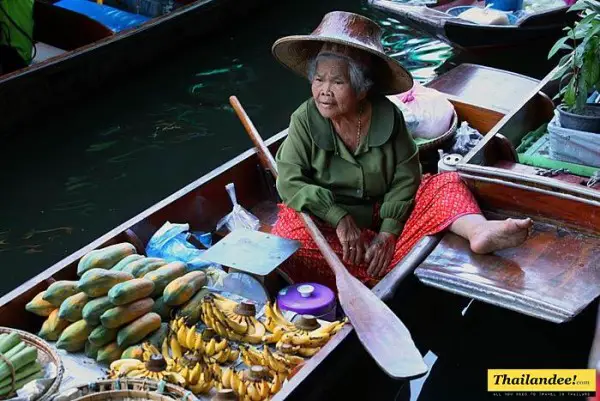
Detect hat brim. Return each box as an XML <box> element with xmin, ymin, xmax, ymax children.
<box><xmin>272</xmin><ymin>35</ymin><xmax>413</xmax><ymax>95</ymax></box>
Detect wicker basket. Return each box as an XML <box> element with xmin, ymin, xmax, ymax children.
<box><xmin>414</xmin><ymin>109</ymin><xmax>459</xmax><ymax>151</ymax></box>
<box><xmin>52</xmin><ymin>379</ymin><xmax>198</xmax><ymax>401</ymax></box>
<box><xmin>0</xmin><ymin>327</ymin><xmax>64</xmax><ymax>401</ymax></box>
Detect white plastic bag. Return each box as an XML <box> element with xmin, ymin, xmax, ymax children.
<box><xmin>450</xmin><ymin>121</ymin><xmax>483</xmax><ymax>155</ymax></box>
<box><xmin>391</xmin><ymin>82</ymin><xmax>455</xmax><ymax>139</ymax></box>
<box><xmin>216</xmin><ymin>183</ymin><xmax>260</xmax><ymax>232</ymax></box>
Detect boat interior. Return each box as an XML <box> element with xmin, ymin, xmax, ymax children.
<box><xmin>425</xmin><ymin>66</ymin><xmax>600</xmax><ymax>324</ymax></box>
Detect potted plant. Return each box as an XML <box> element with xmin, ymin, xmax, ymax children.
<box><xmin>548</xmin><ymin>0</ymin><xmax>600</xmax><ymax>133</ymax></box>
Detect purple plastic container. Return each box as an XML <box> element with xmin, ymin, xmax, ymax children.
<box><xmin>276</xmin><ymin>283</ymin><xmax>337</xmax><ymax>322</ymax></box>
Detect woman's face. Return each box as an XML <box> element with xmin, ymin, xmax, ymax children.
<box><xmin>311</xmin><ymin>57</ymin><xmax>364</xmax><ymax>119</ymax></box>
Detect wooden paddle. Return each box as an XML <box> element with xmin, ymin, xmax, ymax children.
<box><xmin>229</xmin><ymin>95</ymin><xmax>428</xmax><ymax>380</ymax></box>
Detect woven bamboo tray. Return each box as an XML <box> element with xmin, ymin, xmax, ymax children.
<box><xmin>0</xmin><ymin>327</ymin><xmax>64</xmax><ymax>401</ymax></box>
<box><xmin>52</xmin><ymin>379</ymin><xmax>198</xmax><ymax>401</ymax></box>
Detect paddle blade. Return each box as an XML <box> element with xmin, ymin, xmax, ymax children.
<box><xmin>337</xmin><ymin>269</ymin><xmax>428</xmax><ymax>379</ymax></box>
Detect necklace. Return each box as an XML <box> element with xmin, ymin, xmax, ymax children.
<box><xmin>356</xmin><ymin>103</ymin><xmax>363</xmax><ymax>147</ymax></box>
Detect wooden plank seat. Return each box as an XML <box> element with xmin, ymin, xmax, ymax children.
<box><xmin>414</xmin><ymin>213</ymin><xmax>600</xmax><ymax>323</ymax></box>
<box><xmin>31</xmin><ymin>42</ymin><xmax>67</xmax><ymax>64</ymax></box>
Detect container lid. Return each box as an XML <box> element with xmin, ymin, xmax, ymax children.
<box><xmin>277</xmin><ymin>283</ymin><xmax>335</xmax><ymax>316</ymax></box>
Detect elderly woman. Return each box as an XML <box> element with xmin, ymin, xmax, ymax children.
<box><xmin>270</xmin><ymin>11</ymin><xmax>532</xmax><ymax>289</ymax></box>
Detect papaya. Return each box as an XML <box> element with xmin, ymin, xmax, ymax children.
<box><xmin>144</xmin><ymin>262</ymin><xmax>187</xmax><ymax>297</ymax></box>
<box><xmin>25</xmin><ymin>291</ymin><xmax>55</xmax><ymax>317</ymax></box>
<box><xmin>58</xmin><ymin>292</ymin><xmax>89</xmax><ymax>322</ymax></box>
<box><xmin>121</xmin><ymin>344</ymin><xmax>143</xmax><ymax>360</ymax></box>
<box><xmin>85</xmin><ymin>341</ymin><xmax>100</xmax><ymax>359</ymax></box>
<box><xmin>38</xmin><ymin>309</ymin><xmax>70</xmax><ymax>341</ymax></box>
<box><xmin>82</xmin><ymin>296</ymin><xmax>113</xmax><ymax>325</ymax></box>
<box><xmin>121</xmin><ymin>257</ymin><xmax>166</xmax><ymax>278</ymax></box>
<box><xmin>111</xmin><ymin>254</ymin><xmax>144</xmax><ymax>272</ymax></box>
<box><xmin>77</xmin><ymin>242</ymin><xmax>137</xmax><ymax>276</ymax></box>
<box><xmin>57</xmin><ymin>320</ymin><xmax>95</xmax><ymax>352</ymax></box>
<box><xmin>108</xmin><ymin>278</ymin><xmax>154</xmax><ymax>306</ymax></box>
<box><xmin>96</xmin><ymin>342</ymin><xmax>124</xmax><ymax>365</ymax></box>
<box><xmin>163</xmin><ymin>271</ymin><xmax>206</xmax><ymax>306</ymax></box>
<box><xmin>100</xmin><ymin>298</ymin><xmax>154</xmax><ymax>329</ymax></box>
<box><xmin>146</xmin><ymin>322</ymin><xmax>169</xmax><ymax>349</ymax></box>
<box><xmin>177</xmin><ymin>287</ymin><xmax>210</xmax><ymax>325</ymax></box>
<box><xmin>88</xmin><ymin>325</ymin><xmax>118</xmax><ymax>347</ymax></box>
<box><xmin>151</xmin><ymin>296</ymin><xmax>173</xmax><ymax>321</ymax></box>
<box><xmin>42</xmin><ymin>281</ymin><xmax>79</xmax><ymax>307</ymax></box>
<box><xmin>78</xmin><ymin>269</ymin><xmax>134</xmax><ymax>297</ymax></box>
<box><xmin>117</xmin><ymin>312</ymin><xmax>161</xmax><ymax>348</ymax></box>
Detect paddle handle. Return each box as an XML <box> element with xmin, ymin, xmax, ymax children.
<box><xmin>229</xmin><ymin>96</ymin><xmax>350</xmax><ymax>278</ymax></box>
<box><xmin>229</xmin><ymin>96</ymin><xmax>279</xmax><ymax>179</ymax></box>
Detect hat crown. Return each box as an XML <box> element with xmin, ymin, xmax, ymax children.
<box><xmin>311</xmin><ymin>11</ymin><xmax>384</xmax><ymax>54</ymax></box>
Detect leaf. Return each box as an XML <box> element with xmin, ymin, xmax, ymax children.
<box><xmin>584</xmin><ymin>0</ymin><xmax>600</xmax><ymax>13</ymax></box>
<box><xmin>548</xmin><ymin>36</ymin><xmax>573</xmax><ymax>59</ymax></box>
<box><xmin>569</xmin><ymin>0</ymin><xmax>590</xmax><ymax>12</ymax></box>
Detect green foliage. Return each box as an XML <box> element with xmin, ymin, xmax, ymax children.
<box><xmin>549</xmin><ymin>0</ymin><xmax>600</xmax><ymax>113</ymax></box>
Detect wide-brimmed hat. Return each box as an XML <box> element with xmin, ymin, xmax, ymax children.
<box><xmin>272</xmin><ymin>11</ymin><xmax>413</xmax><ymax>95</ymax></box>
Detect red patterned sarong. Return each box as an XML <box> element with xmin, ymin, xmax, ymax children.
<box><xmin>272</xmin><ymin>172</ymin><xmax>481</xmax><ymax>289</ymax></box>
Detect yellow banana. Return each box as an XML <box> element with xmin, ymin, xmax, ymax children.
<box><xmin>270</xmin><ymin>372</ymin><xmax>283</xmax><ymax>394</ymax></box>
<box><xmin>189</xmin><ymin>380</ymin><xmax>212</xmax><ymax>394</ymax></box>
<box><xmin>185</xmin><ymin>326</ymin><xmax>198</xmax><ymax>349</ymax></box>
<box><xmin>206</xmin><ymin>338</ymin><xmax>216</xmax><ymax>356</ymax></box>
<box><xmin>170</xmin><ymin>335</ymin><xmax>183</xmax><ymax>358</ymax></box>
<box><xmin>246</xmin><ymin>382</ymin><xmax>261</xmax><ymax>401</ymax></box>
<box><xmin>258</xmin><ymin>381</ymin><xmax>270</xmax><ymax>399</ymax></box>
<box><xmin>215</xmin><ymin>337</ymin><xmax>228</xmax><ymax>352</ymax></box>
<box><xmin>190</xmin><ymin>363</ymin><xmax>202</xmax><ymax>384</ymax></box>
<box><xmin>221</xmin><ymin>367</ymin><xmax>233</xmax><ymax>388</ymax></box>
<box><xmin>176</xmin><ymin>325</ymin><xmax>188</xmax><ymax>348</ymax></box>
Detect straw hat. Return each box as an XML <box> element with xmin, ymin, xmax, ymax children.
<box><xmin>272</xmin><ymin>11</ymin><xmax>413</xmax><ymax>95</ymax></box>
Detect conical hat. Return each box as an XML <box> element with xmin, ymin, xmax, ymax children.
<box><xmin>272</xmin><ymin>11</ymin><xmax>413</xmax><ymax>95</ymax></box>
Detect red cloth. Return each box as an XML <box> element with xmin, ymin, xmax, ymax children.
<box><xmin>272</xmin><ymin>172</ymin><xmax>481</xmax><ymax>289</ymax></box>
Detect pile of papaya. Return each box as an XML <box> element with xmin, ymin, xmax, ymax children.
<box><xmin>25</xmin><ymin>242</ymin><xmax>207</xmax><ymax>365</ymax></box>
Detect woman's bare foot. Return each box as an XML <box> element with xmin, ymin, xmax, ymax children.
<box><xmin>469</xmin><ymin>218</ymin><xmax>533</xmax><ymax>254</ymax></box>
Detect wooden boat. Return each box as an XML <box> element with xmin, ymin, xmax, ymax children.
<box><xmin>368</xmin><ymin>0</ymin><xmax>573</xmax><ymax>52</ymax></box>
<box><xmin>0</xmin><ymin>64</ymin><xmax>584</xmax><ymax>400</ymax></box>
<box><xmin>0</xmin><ymin>0</ymin><xmax>269</xmax><ymax>141</ymax></box>
<box><xmin>411</xmin><ymin>63</ymin><xmax>600</xmax><ymax>325</ymax></box>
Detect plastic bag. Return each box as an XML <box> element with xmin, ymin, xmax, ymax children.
<box><xmin>146</xmin><ymin>221</ymin><xmax>214</xmax><ymax>270</ymax></box>
<box><xmin>216</xmin><ymin>183</ymin><xmax>260</xmax><ymax>232</ymax></box>
<box><xmin>450</xmin><ymin>121</ymin><xmax>483</xmax><ymax>155</ymax></box>
<box><xmin>391</xmin><ymin>82</ymin><xmax>455</xmax><ymax>139</ymax></box>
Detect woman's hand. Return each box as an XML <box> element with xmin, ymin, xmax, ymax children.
<box><xmin>336</xmin><ymin>215</ymin><xmax>365</xmax><ymax>265</ymax></box>
<box><xmin>365</xmin><ymin>232</ymin><xmax>397</xmax><ymax>278</ymax></box>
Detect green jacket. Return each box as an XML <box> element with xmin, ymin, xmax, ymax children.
<box><xmin>275</xmin><ymin>95</ymin><xmax>422</xmax><ymax>236</ymax></box>
<box><xmin>0</xmin><ymin>0</ymin><xmax>34</xmax><ymax>64</ymax></box>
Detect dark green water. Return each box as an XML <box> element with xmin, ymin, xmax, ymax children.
<box><xmin>0</xmin><ymin>0</ymin><xmax>458</xmax><ymax>293</ymax></box>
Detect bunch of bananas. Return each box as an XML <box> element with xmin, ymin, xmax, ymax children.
<box><xmin>109</xmin><ymin>355</ymin><xmax>186</xmax><ymax>386</ymax></box>
<box><xmin>169</xmin><ymin>317</ymin><xmax>239</xmax><ymax>364</ymax></box>
<box><xmin>170</xmin><ymin>352</ymin><xmax>215</xmax><ymax>394</ymax></box>
<box><xmin>219</xmin><ymin>365</ymin><xmax>283</xmax><ymax>401</ymax></box>
<box><xmin>240</xmin><ymin>345</ymin><xmax>303</xmax><ymax>375</ymax></box>
<box><xmin>201</xmin><ymin>294</ymin><xmax>266</xmax><ymax>344</ymax></box>
<box><xmin>262</xmin><ymin>303</ymin><xmax>347</xmax><ymax>357</ymax></box>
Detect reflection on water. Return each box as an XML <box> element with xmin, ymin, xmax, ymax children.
<box><xmin>0</xmin><ymin>0</ymin><xmax>454</xmax><ymax>293</ymax></box>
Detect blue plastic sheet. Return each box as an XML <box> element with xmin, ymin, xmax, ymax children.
<box><xmin>146</xmin><ymin>221</ymin><xmax>215</xmax><ymax>271</ymax></box>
